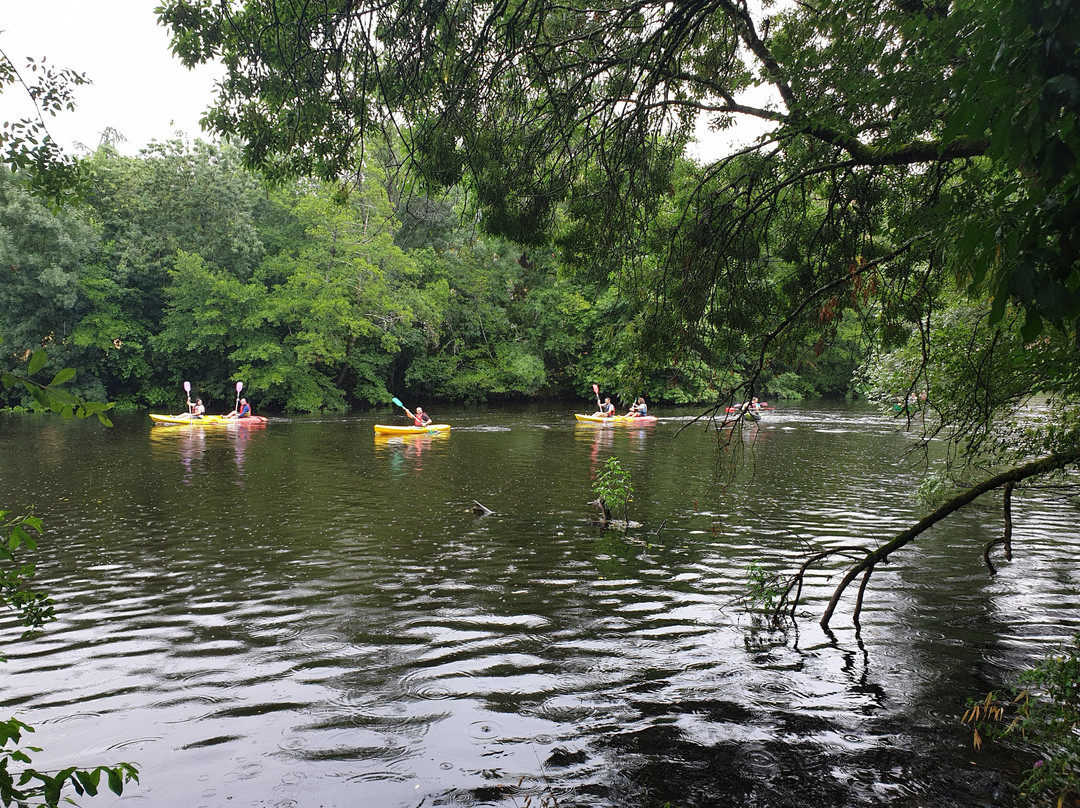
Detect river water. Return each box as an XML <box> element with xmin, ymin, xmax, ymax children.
<box><xmin>0</xmin><ymin>402</ymin><xmax>1077</xmax><ymax>807</ymax></box>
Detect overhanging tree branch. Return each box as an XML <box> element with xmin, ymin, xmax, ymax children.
<box><xmin>782</xmin><ymin>451</ymin><xmax>1080</xmax><ymax>629</ymax></box>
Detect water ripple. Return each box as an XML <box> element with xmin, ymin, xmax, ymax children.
<box><xmin>0</xmin><ymin>407</ymin><xmax>1075</xmax><ymax>808</ymax></box>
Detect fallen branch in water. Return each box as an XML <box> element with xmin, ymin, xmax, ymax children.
<box><xmin>773</xmin><ymin>450</ymin><xmax>1080</xmax><ymax>629</ymax></box>
<box><xmin>982</xmin><ymin>482</ymin><xmax>1014</xmax><ymax>575</ymax></box>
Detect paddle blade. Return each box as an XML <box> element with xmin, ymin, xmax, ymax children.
<box><xmin>236</xmin><ymin>381</ymin><xmax>243</xmax><ymax>393</ymax></box>
<box><xmin>592</xmin><ymin>383</ymin><xmax>599</xmax><ymax>394</ymax></box>
<box><xmin>392</xmin><ymin>397</ymin><xmax>404</xmax><ymax>408</ymax></box>
<box><xmin>183</xmin><ymin>381</ymin><xmax>191</xmax><ymax>393</ymax></box>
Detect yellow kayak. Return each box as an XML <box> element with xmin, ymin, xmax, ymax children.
<box><xmin>149</xmin><ymin>413</ymin><xmax>269</xmax><ymax>425</ymax></box>
<box><xmin>574</xmin><ymin>413</ymin><xmax>657</xmax><ymax>424</ymax></box>
<box><xmin>373</xmin><ymin>423</ymin><xmax>451</xmax><ymax>435</ymax></box>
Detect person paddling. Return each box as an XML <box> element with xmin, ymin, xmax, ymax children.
<box><xmin>391</xmin><ymin>397</ymin><xmax>434</xmax><ymax>427</ymax></box>
<box><xmin>225</xmin><ymin>398</ymin><xmax>251</xmax><ymax>419</ymax></box>
<box><xmin>628</xmin><ymin>397</ymin><xmax>647</xmax><ymax>417</ymax></box>
<box><xmin>408</xmin><ymin>406</ymin><xmax>433</xmax><ymax>427</ymax></box>
<box><xmin>178</xmin><ymin>397</ymin><xmax>205</xmax><ymax>419</ymax></box>
<box><xmin>593</xmin><ymin>397</ymin><xmax>615</xmax><ymax>418</ymax></box>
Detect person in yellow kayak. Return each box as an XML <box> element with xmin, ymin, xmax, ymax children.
<box><xmin>177</xmin><ymin>398</ymin><xmax>205</xmax><ymax>419</ymax></box>
<box><xmin>593</xmin><ymin>397</ymin><xmax>615</xmax><ymax>417</ymax></box>
<box><xmin>627</xmin><ymin>397</ymin><xmax>648</xmax><ymax>417</ymax></box>
<box><xmin>407</xmin><ymin>406</ymin><xmax>432</xmax><ymax>427</ymax></box>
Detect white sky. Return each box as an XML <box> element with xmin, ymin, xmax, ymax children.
<box><xmin>0</xmin><ymin>1</ymin><xmax>772</xmax><ymax>162</ymax></box>
<box><xmin>0</xmin><ymin>0</ymin><xmax>222</xmax><ymax>155</ymax></box>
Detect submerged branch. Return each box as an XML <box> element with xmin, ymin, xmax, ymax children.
<box><xmin>774</xmin><ymin>452</ymin><xmax>1080</xmax><ymax>628</ymax></box>
<box><xmin>982</xmin><ymin>482</ymin><xmax>1015</xmax><ymax>574</ymax></box>
<box><xmin>818</xmin><ymin>451</ymin><xmax>1079</xmax><ymax>628</ymax></box>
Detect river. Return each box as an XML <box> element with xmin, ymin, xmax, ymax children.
<box><xmin>0</xmin><ymin>402</ymin><xmax>1077</xmax><ymax>807</ymax></box>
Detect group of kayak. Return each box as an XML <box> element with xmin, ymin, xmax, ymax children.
<box><xmin>373</xmin><ymin>388</ymin><xmax>772</xmax><ymax>434</ymax></box>
<box><xmin>149</xmin><ymin>382</ymin><xmax>268</xmax><ymax>426</ymax></box>
<box><xmin>150</xmin><ymin>382</ymin><xmax>767</xmax><ymax>432</ymax></box>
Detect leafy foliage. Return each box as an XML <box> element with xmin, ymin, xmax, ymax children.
<box><xmin>0</xmin><ymin>350</ymin><xmax>113</xmax><ymax>424</ymax></box>
<box><xmin>0</xmin><ymin>49</ymin><xmax>87</xmax><ymax>205</ymax></box>
<box><xmin>592</xmin><ymin>456</ymin><xmax>634</xmax><ymax>525</ymax></box>
<box><xmin>0</xmin><ymin>510</ymin><xmax>50</xmax><ymax>649</ymax></box>
<box><xmin>745</xmin><ymin>563</ymin><xmax>783</xmax><ymax>614</ymax></box>
<box><xmin>963</xmin><ymin>634</ymin><xmax>1080</xmax><ymax>806</ymax></box>
<box><xmin>944</xmin><ymin>0</ymin><xmax>1080</xmax><ymax>341</ymax></box>
<box><xmin>0</xmin><ymin>717</ymin><xmax>139</xmax><ymax>808</ymax></box>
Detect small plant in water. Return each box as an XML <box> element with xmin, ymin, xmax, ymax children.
<box><xmin>745</xmin><ymin>562</ymin><xmax>782</xmax><ymax>612</ymax></box>
<box><xmin>593</xmin><ymin>456</ymin><xmax>633</xmax><ymax>524</ymax></box>
<box><xmin>962</xmin><ymin>633</ymin><xmax>1080</xmax><ymax>806</ymax></box>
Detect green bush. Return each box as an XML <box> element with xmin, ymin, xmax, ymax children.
<box><xmin>592</xmin><ymin>456</ymin><xmax>633</xmax><ymax>524</ymax></box>
<box><xmin>963</xmin><ymin>634</ymin><xmax>1080</xmax><ymax>806</ymax></box>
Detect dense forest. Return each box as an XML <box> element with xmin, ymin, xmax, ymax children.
<box><xmin>0</xmin><ymin>138</ymin><xmax>862</xmax><ymax>414</ymax></box>
<box><xmin>2</xmin><ymin>0</ymin><xmax>1079</xmax><ymax>802</ymax></box>
<box><xmin>0</xmin><ymin>0</ymin><xmax>1075</xmax><ymax>516</ymax></box>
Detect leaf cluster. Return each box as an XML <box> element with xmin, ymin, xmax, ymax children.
<box><xmin>0</xmin><ymin>350</ymin><xmax>114</xmax><ymax>424</ymax></box>
<box><xmin>0</xmin><ymin>50</ymin><xmax>88</xmax><ymax>205</ymax></box>
<box><xmin>0</xmin><ymin>714</ymin><xmax>138</xmax><ymax>808</ymax></box>
<box><xmin>963</xmin><ymin>634</ymin><xmax>1080</xmax><ymax>806</ymax></box>
<box><xmin>0</xmin><ymin>510</ymin><xmax>50</xmax><ymax>648</ymax></box>
<box><xmin>592</xmin><ymin>456</ymin><xmax>634</xmax><ymax>523</ymax></box>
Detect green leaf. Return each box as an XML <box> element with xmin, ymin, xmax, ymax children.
<box><xmin>48</xmin><ymin>367</ymin><xmax>76</xmax><ymax>386</ymax></box>
<box><xmin>9</xmin><ymin>525</ymin><xmax>27</xmax><ymax>550</ymax></box>
<box><xmin>1021</xmin><ymin>311</ymin><xmax>1044</xmax><ymax>341</ymax></box>
<box><xmin>26</xmin><ymin>350</ymin><xmax>47</xmax><ymax>376</ymax></box>
<box><xmin>44</xmin><ymin>387</ymin><xmax>78</xmax><ymax>406</ymax></box>
<box><xmin>26</xmin><ymin>384</ymin><xmax>48</xmax><ymax>409</ymax></box>
<box><xmin>74</xmin><ymin>768</ymin><xmax>100</xmax><ymax>796</ymax></box>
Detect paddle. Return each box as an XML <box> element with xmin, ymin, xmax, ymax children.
<box><xmin>233</xmin><ymin>381</ymin><xmax>243</xmax><ymax>414</ymax></box>
<box><xmin>183</xmin><ymin>380</ymin><xmax>192</xmax><ymax>417</ymax></box>
<box><xmin>592</xmin><ymin>383</ymin><xmax>601</xmax><ymax>412</ymax></box>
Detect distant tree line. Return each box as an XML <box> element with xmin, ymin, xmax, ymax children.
<box><xmin>0</xmin><ymin>139</ymin><xmax>862</xmax><ymax>413</ymax></box>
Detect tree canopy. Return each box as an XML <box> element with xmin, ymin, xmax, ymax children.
<box><xmin>154</xmin><ymin>0</ymin><xmax>1080</xmax><ymax>389</ymax></box>
<box><xmin>152</xmin><ymin>0</ymin><xmax>1080</xmax><ymax>623</ymax></box>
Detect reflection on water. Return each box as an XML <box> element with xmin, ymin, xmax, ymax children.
<box><xmin>373</xmin><ymin>431</ymin><xmax>451</xmax><ymax>477</ymax></box>
<box><xmin>0</xmin><ymin>404</ymin><xmax>1076</xmax><ymax>807</ymax></box>
<box><xmin>149</xmin><ymin>422</ymin><xmax>269</xmax><ymax>484</ymax></box>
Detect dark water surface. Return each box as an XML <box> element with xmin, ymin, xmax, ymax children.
<box><xmin>1</xmin><ymin>403</ymin><xmax>1077</xmax><ymax>807</ymax></box>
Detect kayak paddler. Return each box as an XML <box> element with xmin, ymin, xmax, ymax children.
<box><xmin>407</xmin><ymin>405</ymin><xmax>432</xmax><ymax>427</ymax></box>
<box><xmin>225</xmin><ymin>398</ymin><xmax>252</xmax><ymax>419</ymax></box>
<box><xmin>592</xmin><ymin>397</ymin><xmax>615</xmax><ymax>418</ymax></box>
